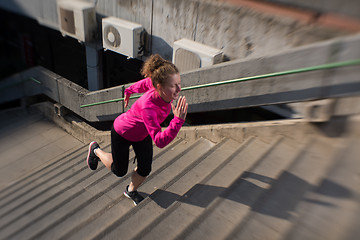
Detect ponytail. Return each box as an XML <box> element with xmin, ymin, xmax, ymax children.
<box><xmin>141</xmin><ymin>54</ymin><xmax>179</xmax><ymax>88</ymax></box>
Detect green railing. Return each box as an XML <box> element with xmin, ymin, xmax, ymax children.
<box><xmin>80</xmin><ymin>58</ymin><xmax>360</xmax><ymax>108</ymax></box>
<box><xmin>28</xmin><ymin>77</ymin><xmax>41</xmax><ymax>84</ymax></box>
<box><xmin>0</xmin><ymin>76</ymin><xmax>41</xmax><ymax>91</ymax></box>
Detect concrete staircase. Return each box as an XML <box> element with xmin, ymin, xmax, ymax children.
<box><xmin>0</xmin><ymin>108</ymin><xmax>359</xmax><ymax>240</ymax></box>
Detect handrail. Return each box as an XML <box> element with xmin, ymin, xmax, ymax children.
<box><xmin>80</xmin><ymin>58</ymin><xmax>360</xmax><ymax>108</ymax></box>
<box><xmin>28</xmin><ymin>77</ymin><xmax>42</xmax><ymax>84</ymax></box>
<box><xmin>0</xmin><ymin>77</ymin><xmax>41</xmax><ymax>91</ymax></box>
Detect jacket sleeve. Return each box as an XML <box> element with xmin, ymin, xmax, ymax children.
<box><xmin>142</xmin><ymin>108</ymin><xmax>185</xmax><ymax>148</ymax></box>
<box><xmin>124</xmin><ymin>78</ymin><xmax>153</xmax><ymax>96</ymax></box>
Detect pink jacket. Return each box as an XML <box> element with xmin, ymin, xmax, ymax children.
<box><xmin>113</xmin><ymin>78</ymin><xmax>185</xmax><ymax>148</ymax></box>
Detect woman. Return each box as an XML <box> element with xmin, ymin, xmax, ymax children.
<box><xmin>86</xmin><ymin>54</ymin><xmax>188</xmax><ymax>206</ymax></box>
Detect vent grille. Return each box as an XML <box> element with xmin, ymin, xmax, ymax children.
<box><xmin>174</xmin><ymin>48</ymin><xmax>201</xmax><ymax>72</ymax></box>
<box><xmin>103</xmin><ymin>25</ymin><xmax>121</xmax><ymax>49</ymax></box>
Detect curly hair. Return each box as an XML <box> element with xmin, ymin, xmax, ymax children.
<box><xmin>141</xmin><ymin>54</ymin><xmax>179</xmax><ymax>88</ymax></box>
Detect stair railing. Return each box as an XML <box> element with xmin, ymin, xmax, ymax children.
<box><xmin>79</xmin><ymin>58</ymin><xmax>360</xmax><ymax>108</ymax></box>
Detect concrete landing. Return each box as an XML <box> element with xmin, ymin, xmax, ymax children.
<box><xmin>0</xmin><ymin>107</ymin><xmax>84</xmax><ymax>189</ymax></box>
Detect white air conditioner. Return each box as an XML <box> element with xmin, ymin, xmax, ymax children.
<box><xmin>172</xmin><ymin>39</ymin><xmax>224</xmax><ymax>72</ymax></box>
<box><xmin>57</xmin><ymin>0</ymin><xmax>96</xmax><ymax>42</ymax></box>
<box><xmin>102</xmin><ymin>17</ymin><xmax>144</xmax><ymax>58</ymax></box>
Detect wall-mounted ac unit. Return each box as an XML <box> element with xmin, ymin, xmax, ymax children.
<box><xmin>172</xmin><ymin>39</ymin><xmax>224</xmax><ymax>72</ymax></box>
<box><xmin>57</xmin><ymin>0</ymin><xmax>96</xmax><ymax>42</ymax></box>
<box><xmin>102</xmin><ymin>17</ymin><xmax>144</xmax><ymax>58</ymax></box>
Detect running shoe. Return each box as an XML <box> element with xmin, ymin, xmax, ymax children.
<box><xmin>87</xmin><ymin>141</ymin><xmax>100</xmax><ymax>170</ymax></box>
<box><xmin>124</xmin><ymin>185</ymin><xmax>144</xmax><ymax>206</ymax></box>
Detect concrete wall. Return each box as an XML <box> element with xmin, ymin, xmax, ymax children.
<box><xmin>263</xmin><ymin>0</ymin><xmax>360</xmax><ymax>20</ymax></box>
<box><xmin>1</xmin><ymin>33</ymin><xmax>359</xmax><ymax>122</ymax></box>
<box><xmin>180</xmin><ymin>37</ymin><xmax>360</xmax><ymax>113</ymax></box>
<box><xmin>0</xmin><ymin>0</ymin><xmax>59</xmax><ymax>29</ymax></box>
<box><xmin>0</xmin><ymin>0</ymin><xmax>353</xmax><ymax>62</ymax></box>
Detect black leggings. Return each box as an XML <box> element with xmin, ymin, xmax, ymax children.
<box><xmin>111</xmin><ymin>126</ymin><xmax>153</xmax><ymax>177</ymax></box>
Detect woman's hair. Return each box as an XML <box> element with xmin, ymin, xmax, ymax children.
<box><xmin>141</xmin><ymin>54</ymin><xmax>179</xmax><ymax>87</ymax></box>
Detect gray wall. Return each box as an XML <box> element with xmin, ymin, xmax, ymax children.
<box><xmin>264</xmin><ymin>0</ymin><xmax>360</xmax><ymax>20</ymax></box>
<box><xmin>1</xmin><ymin>34</ymin><xmax>359</xmax><ymax>122</ymax></box>
<box><xmin>0</xmin><ymin>0</ymin><xmax>351</xmax><ymax>61</ymax></box>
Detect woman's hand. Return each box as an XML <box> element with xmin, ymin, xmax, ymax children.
<box><xmin>172</xmin><ymin>96</ymin><xmax>188</xmax><ymax>120</ymax></box>
<box><xmin>124</xmin><ymin>94</ymin><xmax>130</xmax><ymax>108</ymax></box>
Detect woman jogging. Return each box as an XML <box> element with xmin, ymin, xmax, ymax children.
<box><xmin>86</xmin><ymin>54</ymin><xmax>188</xmax><ymax>206</ymax></box>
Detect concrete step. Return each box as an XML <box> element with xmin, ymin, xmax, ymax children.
<box><xmin>0</xmin><ymin>144</ymin><xmax>89</xmax><ymax>228</ymax></box>
<box><xmin>82</xmin><ymin>138</ymin><xmax>186</xmax><ymax>200</ymax></box>
<box><xmin>283</xmin><ymin>138</ymin><xmax>360</xmax><ymax>240</ymax></box>
<box><xmin>0</xmin><ymin>137</ymin><xmax>208</xmax><ymax>240</ymax></box>
<box><xmin>1</xmin><ymin>107</ymin><xmax>358</xmax><ymax>240</ymax></box>
<box><xmin>228</xmin><ymin>137</ymin><xmax>345</xmax><ymax>240</ymax></box>
<box><xmin>32</xmin><ymin>139</ymin><xmax>195</xmax><ymax>239</ymax></box>
<box><xmin>0</xmin><ymin>143</ymin><xmax>85</xmax><ymax>200</ymax></box>
<box><xmin>0</xmin><ymin>143</ymin><xmax>115</xmax><ymax>239</ymax></box>
<box><xmin>0</xmin><ymin>139</ymin><xmax>131</xmax><ymax>240</ymax></box>
<box><xmin>0</xmin><ymin>145</ymin><xmax>93</xmax><ymax>218</ymax></box>
<box><xmin>133</xmin><ymin>136</ymin><xmax>275</xmax><ymax>240</ymax></box>
<box><xmin>99</xmin><ymin>138</ymin><xmax>243</xmax><ymax>240</ymax></box>
<box><xmin>59</xmin><ymin>137</ymin><xmax>215</xmax><ymax>240</ymax></box>
<box><xmin>0</xmin><ymin>145</ymin><xmax>96</xmax><ymax>239</ymax></box>
<box><xmin>175</xmin><ymin>135</ymin><xmax>304</xmax><ymax>240</ymax></box>
<box><xmin>0</xmin><ymin>117</ymin><xmax>83</xmax><ymax>189</ymax></box>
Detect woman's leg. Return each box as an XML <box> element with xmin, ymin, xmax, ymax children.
<box><xmin>129</xmin><ymin>135</ymin><xmax>153</xmax><ymax>192</ymax></box>
<box><xmin>110</xmin><ymin>127</ymin><xmax>131</xmax><ymax>177</ymax></box>
<box><xmin>95</xmin><ymin>149</ymin><xmax>113</xmax><ymax>170</ymax></box>
<box><xmin>128</xmin><ymin>167</ymin><xmax>146</xmax><ymax>192</ymax></box>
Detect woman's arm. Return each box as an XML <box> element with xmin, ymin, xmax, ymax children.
<box><xmin>124</xmin><ymin>78</ymin><xmax>153</xmax><ymax>108</ymax></box>
<box><xmin>143</xmin><ymin>109</ymin><xmax>185</xmax><ymax>148</ymax></box>
<box><xmin>124</xmin><ymin>77</ymin><xmax>153</xmax><ymax>95</ymax></box>
<box><xmin>142</xmin><ymin>96</ymin><xmax>188</xmax><ymax>148</ymax></box>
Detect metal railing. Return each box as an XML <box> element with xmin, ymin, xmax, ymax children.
<box><xmin>75</xmin><ymin>58</ymin><xmax>359</xmax><ymax>108</ymax></box>
<box><xmin>0</xmin><ymin>76</ymin><xmax>41</xmax><ymax>91</ymax></box>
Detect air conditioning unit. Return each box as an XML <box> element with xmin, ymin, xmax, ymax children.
<box><xmin>102</xmin><ymin>17</ymin><xmax>144</xmax><ymax>58</ymax></box>
<box><xmin>57</xmin><ymin>0</ymin><xmax>96</xmax><ymax>42</ymax></box>
<box><xmin>172</xmin><ymin>39</ymin><xmax>224</xmax><ymax>72</ymax></box>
